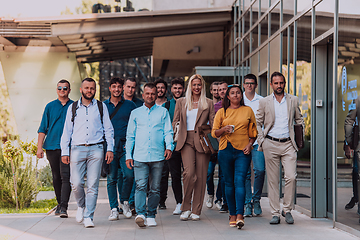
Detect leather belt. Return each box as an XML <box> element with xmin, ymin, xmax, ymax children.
<box><xmin>265</xmin><ymin>135</ymin><xmax>290</xmax><ymax>143</ymax></box>
<box><xmin>77</xmin><ymin>142</ymin><xmax>104</xmax><ymax>147</ymax></box>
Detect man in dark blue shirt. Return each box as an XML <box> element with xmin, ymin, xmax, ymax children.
<box><xmin>37</xmin><ymin>79</ymin><xmax>73</xmax><ymax>218</ymax></box>
<box><xmin>104</xmin><ymin>77</ymin><xmax>136</xmax><ymax>221</ymax></box>
<box><xmin>123</xmin><ymin>77</ymin><xmax>143</xmax><ymax>108</ymax></box>
<box><xmin>123</xmin><ymin>77</ymin><xmax>143</xmax><ymax>213</ymax></box>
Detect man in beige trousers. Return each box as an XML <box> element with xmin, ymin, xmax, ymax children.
<box><xmin>256</xmin><ymin>72</ymin><xmax>304</xmax><ymax>225</ymax></box>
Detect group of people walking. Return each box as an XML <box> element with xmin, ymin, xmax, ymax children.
<box><xmin>37</xmin><ymin>71</ymin><xmax>304</xmax><ymax>230</ymax></box>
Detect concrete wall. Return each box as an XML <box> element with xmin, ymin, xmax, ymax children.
<box><xmin>152</xmin><ymin>0</ymin><xmax>233</xmax><ymax>11</ymax></box>
<box><xmin>152</xmin><ymin>32</ymin><xmax>223</xmax><ymax>76</ymax></box>
<box><xmin>0</xmin><ymin>51</ymin><xmax>82</xmax><ymax>142</ymax></box>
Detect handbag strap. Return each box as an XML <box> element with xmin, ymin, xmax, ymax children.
<box><xmin>110</xmin><ymin>100</ymin><xmax>124</xmax><ymax>120</ymax></box>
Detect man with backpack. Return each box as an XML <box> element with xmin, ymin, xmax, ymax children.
<box><xmin>61</xmin><ymin>78</ymin><xmax>114</xmax><ymax>228</ymax></box>
<box><xmin>104</xmin><ymin>77</ymin><xmax>136</xmax><ymax>221</ymax></box>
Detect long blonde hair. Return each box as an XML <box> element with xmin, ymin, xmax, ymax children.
<box><xmin>185</xmin><ymin>74</ymin><xmax>208</xmax><ymax>111</ymax></box>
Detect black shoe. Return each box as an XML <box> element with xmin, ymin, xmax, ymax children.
<box><xmin>60</xmin><ymin>209</ymin><xmax>68</xmax><ymax>218</ymax></box>
<box><xmin>269</xmin><ymin>216</ymin><xmax>280</xmax><ymax>224</ymax></box>
<box><xmin>159</xmin><ymin>202</ymin><xmax>166</xmax><ymax>210</ymax></box>
<box><xmin>219</xmin><ymin>204</ymin><xmax>229</xmax><ymax>213</ymax></box>
<box><xmin>54</xmin><ymin>205</ymin><xmax>61</xmax><ymax>215</ymax></box>
<box><xmin>345</xmin><ymin>197</ymin><xmax>358</xmax><ymax>210</ymax></box>
<box><xmin>281</xmin><ymin>210</ymin><xmax>294</xmax><ymax>224</ymax></box>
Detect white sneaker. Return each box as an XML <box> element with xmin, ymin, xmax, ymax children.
<box><xmin>190</xmin><ymin>213</ymin><xmax>200</xmax><ymax>221</ymax></box>
<box><xmin>173</xmin><ymin>203</ymin><xmax>182</xmax><ymax>215</ymax></box>
<box><xmin>135</xmin><ymin>215</ymin><xmax>146</xmax><ymax>227</ymax></box>
<box><xmin>76</xmin><ymin>207</ymin><xmax>84</xmax><ymax>223</ymax></box>
<box><xmin>122</xmin><ymin>201</ymin><xmax>132</xmax><ymax>219</ymax></box>
<box><xmin>206</xmin><ymin>195</ymin><xmax>214</xmax><ymax>208</ymax></box>
<box><xmin>83</xmin><ymin>218</ymin><xmax>94</xmax><ymax>228</ymax></box>
<box><xmin>146</xmin><ymin>217</ymin><xmax>157</xmax><ymax>227</ymax></box>
<box><xmin>180</xmin><ymin>210</ymin><xmax>192</xmax><ymax>221</ymax></box>
<box><xmin>215</xmin><ymin>201</ymin><xmax>222</xmax><ymax>210</ymax></box>
<box><xmin>108</xmin><ymin>208</ymin><xmax>119</xmax><ymax>221</ymax></box>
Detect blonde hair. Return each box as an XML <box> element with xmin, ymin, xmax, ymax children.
<box><xmin>185</xmin><ymin>74</ymin><xmax>208</xmax><ymax>111</ymax></box>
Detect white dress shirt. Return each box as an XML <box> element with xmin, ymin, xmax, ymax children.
<box><xmin>243</xmin><ymin>92</ymin><xmax>263</xmax><ymax>145</ymax></box>
<box><xmin>267</xmin><ymin>93</ymin><xmax>290</xmax><ymax>139</ymax></box>
<box><xmin>61</xmin><ymin>98</ymin><xmax>114</xmax><ymax>156</ymax></box>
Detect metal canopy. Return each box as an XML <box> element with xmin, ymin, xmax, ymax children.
<box><xmin>0</xmin><ymin>8</ymin><xmax>231</xmax><ymax>63</ymax></box>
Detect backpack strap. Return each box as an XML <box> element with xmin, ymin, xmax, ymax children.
<box><xmin>96</xmin><ymin>100</ymin><xmax>103</xmax><ymax>125</ymax></box>
<box><xmin>165</xmin><ymin>101</ymin><xmax>170</xmax><ymax>111</ymax></box>
<box><xmin>109</xmin><ymin>100</ymin><xmax>124</xmax><ymax>120</ymax></box>
<box><xmin>71</xmin><ymin>101</ymin><xmax>78</xmax><ymax>124</ymax></box>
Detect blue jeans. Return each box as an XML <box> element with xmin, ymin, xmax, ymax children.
<box><xmin>70</xmin><ymin>144</ymin><xmax>103</xmax><ymax>220</ymax></box>
<box><xmin>207</xmin><ymin>155</ymin><xmax>224</xmax><ymax>203</ymax></box>
<box><xmin>134</xmin><ymin>160</ymin><xmax>164</xmax><ymax>218</ymax></box>
<box><xmin>119</xmin><ymin>152</ymin><xmax>135</xmax><ymax>203</ymax></box>
<box><xmin>218</xmin><ymin>143</ymin><xmax>251</xmax><ymax>216</ymax></box>
<box><xmin>245</xmin><ymin>144</ymin><xmax>266</xmax><ymax>204</ymax></box>
<box><xmin>107</xmin><ymin>151</ymin><xmax>124</xmax><ymax>210</ymax></box>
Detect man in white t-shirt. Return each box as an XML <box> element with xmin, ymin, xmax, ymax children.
<box><xmin>242</xmin><ymin>74</ymin><xmax>265</xmax><ymax>218</ymax></box>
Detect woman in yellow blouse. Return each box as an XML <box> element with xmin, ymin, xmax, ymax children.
<box><xmin>211</xmin><ymin>84</ymin><xmax>257</xmax><ymax>229</ymax></box>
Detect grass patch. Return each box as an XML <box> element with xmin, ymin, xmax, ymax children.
<box><xmin>38</xmin><ymin>186</ymin><xmax>54</xmax><ymax>191</ymax></box>
<box><xmin>0</xmin><ymin>198</ymin><xmax>57</xmax><ymax>214</ymax></box>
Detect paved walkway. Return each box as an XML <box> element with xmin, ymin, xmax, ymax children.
<box><xmin>0</xmin><ymin>187</ymin><xmax>358</xmax><ymax>240</ymax></box>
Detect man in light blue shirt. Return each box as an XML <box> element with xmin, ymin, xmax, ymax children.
<box><xmin>242</xmin><ymin>74</ymin><xmax>265</xmax><ymax>218</ymax></box>
<box><xmin>126</xmin><ymin>82</ymin><xmax>174</xmax><ymax>228</ymax></box>
<box><xmin>61</xmin><ymin>78</ymin><xmax>114</xmax><ymax>228</ymax></box>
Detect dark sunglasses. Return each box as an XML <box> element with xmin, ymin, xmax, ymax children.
<box><xmin>57</xmin><ymin>86</ymin><xmax>69</xmax><ymax>91</ymax></box>
<box><xmin>244</xmin><ymin>82</ymin><xmax>256</xmax><ymax>85</ymax></box>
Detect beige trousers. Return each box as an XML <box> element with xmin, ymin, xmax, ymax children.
<box><xmin>180</xmin><ymin>131</ymin><xmax>210</xmax><ymax>215</ymax></box>
<box><xmin>262</xmin><ymin>138</ymin><xmax>297</xmax><ymax>217</ymax></box>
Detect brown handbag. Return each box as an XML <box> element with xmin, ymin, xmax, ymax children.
<box><xmin>198</xmin><ymin>124</ymin><xmax>218</xmax><ymax>154</ymax></box>
<box><xmin>351</xmin><ymin>124</ymin><xmax>359</xmax><ymax>149</ymax></box>
<box><xmin>294</xmin><ymin>124</ymin><xmax>304</xmax><ymax>150</ymax></box>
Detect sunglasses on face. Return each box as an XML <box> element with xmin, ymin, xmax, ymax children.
<box><xmin>57</xmin><ymin>86</ymin><xmax>68</xmax><ymax>91</ymax></box>
<box><xmin>244</xmin><ymin>82</ymin><xmax>256</xmax><ymax>85</ymax></box>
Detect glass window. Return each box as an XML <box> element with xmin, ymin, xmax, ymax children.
<box><xmin>260</xmin><ymin>15</ymin><xmax>269</xmax><ymax>45</ymax></box>
<box><xmin>270</xmin><ymin>2</ymin><xmax>281</xmax><ymax>36</ymax></box>
<box><xmin>297</xmin><ymin>0</ymin><xmax>312</xmax><ymax>13</ymax></box>
<box><xmin>315</xmin><ymin>0</ymin><xmax>334</xmax><ymax>39</ymax></box>
<box><xmin>336</xmin><ymin>0</ymin><xmax>360</xmax><ymax>231</ymax></box>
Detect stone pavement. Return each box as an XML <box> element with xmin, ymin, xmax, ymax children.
<box><xmin>0</xmin><ymin>187</ymin><xmax>358</xmax><ymax>240</ymax></box>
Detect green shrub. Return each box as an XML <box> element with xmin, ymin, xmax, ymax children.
<box><xmin>0</xmin><ymin>141</ymin><xmax>38</xmax><ymax>209</ymax></box>
<box><xmin>0</xmin><ymin>198</ymin><xmax>57</xmax><ymax>214</ymax></box>
<box><xmin>38</xmin><ymin>164</ymin><xmax>53</xmax><ymax>189</ymax></box>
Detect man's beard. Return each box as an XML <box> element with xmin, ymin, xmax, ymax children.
<box><xmin>214</xmin><ymin>95</ymin><xmax>221</xmax><ymax>100</ymax></box>
<box><xmin>82</xmin><ymin>92</ymin><xmax>95</xmax><ymax>100</ymax></box>
<box><xmin>274</xmin><ymin>88</ymin><xmax>284</xmax><ymax>95</ymax></box>
<box><xmin>157</xmin><ymin>92</ymin><xmax>166</xmax><ymax>99</ymax></box>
